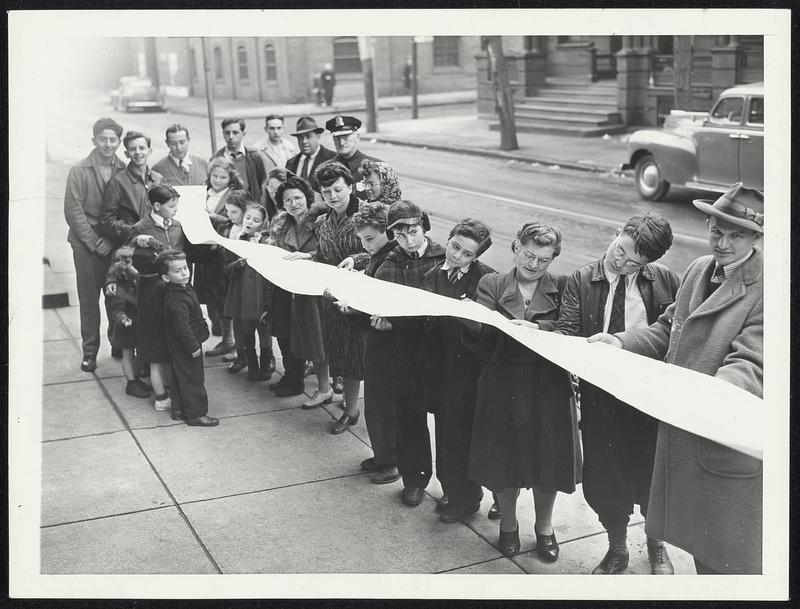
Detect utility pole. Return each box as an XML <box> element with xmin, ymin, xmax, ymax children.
<box><xmin>673</xmin><ymin>35</ymin><xmax>693</xmax><ymax>110</ymax></box>
<box><xmin>485</xmin><ymin>36</ymin><xmax>518</xmax><ymax>151</ymax></box>
<box><xmin>144</xmin><ymin>38</ymin><xmax>160</xmax><ymax>89</ymax></box>
<box><xmin>201</xmin><ymin>37</ymin><xmax>218</xmax><ymax>156</ymax></box>
<box><xmin>411</xmin><ymin>38</ymin><xmax>419</xmax><ymax>119</ymax></box>
<box><xmin>359</xmin><ymin>36</ymin><xmax>378</xmax><ymax>132</ymax></box>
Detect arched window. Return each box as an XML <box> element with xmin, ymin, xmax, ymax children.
<box><xmin>237</xmin><ymin>45</ymin><xmax>249</xmax><ymax>82</ymax></box>
<box><xmin>433</xmin><ymin>36</ymin><xmax>460</xmax><ymax>67</ymax></box>
<box><xmin>213</xmin><ymin>46</ymin><xmax>224</xmax><ymax>83</ymax></box>
<box><xmin>333</xmin><ymin>37</ymin><xmax>361</xmax><ymax>73</ymax></box>
<box><xmin>264</xmin><ymin>44</ymin><xmax>277</xmax><ymax>82</ymax></box>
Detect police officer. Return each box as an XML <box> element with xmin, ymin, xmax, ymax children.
<box><xmin>324</xmin><ymin>115</ymin><xmax>382</xmax><ymax>200</ymax></box>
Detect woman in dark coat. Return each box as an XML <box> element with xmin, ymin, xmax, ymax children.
<box><xmin>463</xmin><ymin>222</ymin><xmax>580</xmax><ymax>563</ymax></box>
<box><xmin>284</xmin><ymin>162</ymin><xmax>369</xmax><ymax>434</ymax></box>
<box><xmin>268</xmin><ymin>176</ymin><xmax>332</xmax><ymax>399</ymax></box>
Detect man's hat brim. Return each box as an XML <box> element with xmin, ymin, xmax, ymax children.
<box><xmin>693</xmin><ymin>198</ymin><xmax>764</xmax><ymax>233</ymax></box>
<box><xmin>292</xmin><ymin>127</ymin><xmax>324</xmax><ymax>136</ymax></box>
<box><xmin>387</xmin><ymin>216</ymin><xmax>423</xmax><ymax>230</ymax></box>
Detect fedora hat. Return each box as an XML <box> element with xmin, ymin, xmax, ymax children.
<box><xmin>291</xmin><ymin>116</ymin><xmax>324</xmax><ymax>137</ymax></box>
<box><xmin>693</xmin><ymin>182</ymin><xmax>764</xmax><ymax>233</ymax></box>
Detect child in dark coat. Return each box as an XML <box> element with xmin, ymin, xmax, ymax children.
<box><xmin>223</xmin><ymin>202</ymin><xmax>273</xmax><ymax>382</ymax></box>
<box><xmin>104</xmin><ymin>245</ymin><xmax>149</xmax><ymax>398</ymax></box>
<box><xmin>157</xmin><ymin>249</ymin><xmax>217</xmax><ymax>427</ymax></box>
<box><xmin>128</xmin><ymin>184</ymin><xmax>185</xmax><ymax>411</ymax></box>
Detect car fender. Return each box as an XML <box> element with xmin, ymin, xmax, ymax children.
<box><xmin>626</xmin><ymin>129</ymin><xmax>698</xmax><ymax>185</ymax></box>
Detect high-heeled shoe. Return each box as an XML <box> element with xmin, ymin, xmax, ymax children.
<box><xmin>330</xmin><ymin>410</ymin><xmax>359</xmax><ymax>435</ymax></box>
<box><xmin>498</xmin><ymin>525</ymin><xmax>520</xmax><ymax>556</ymax></box>
<box><xmin>535</xmin><ymin>530</ymin><xmax>559</xmax><ymax>562</ymax></box>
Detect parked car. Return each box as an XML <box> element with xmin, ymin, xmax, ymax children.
<box><xmin>622</xmin><ymin>83</ymin><xmax>763</xmax><ymax>200</ymax></box>
<box><xmin>110</xmin><ymin>76</ymin><xmax>165</xmax><ymax>112</ymax></box>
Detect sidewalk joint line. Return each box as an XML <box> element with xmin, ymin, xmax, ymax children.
<box><xmin>89</xmin><ymin>377</ymin><xmax>225</xmax><ymax>574</ymax></box>
<box><xmin>434</xmin><ymin>555</ymin><xmax>527</xmax><ymax>575</ymax></box>
<box><xmin>41</xmin><ymin>504</ymin><xmax>173</xmax><ymax>529</ymax></box>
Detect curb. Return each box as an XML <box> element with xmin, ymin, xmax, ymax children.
<box><xmin>364</xmin><ymin>135</ymin><xmax>622</xmax><ymax>175</ymax></box>
<box><xmin>170</xmin><ymin>98</ymin><xmax>475</xmax><ymax>120</ymax></box>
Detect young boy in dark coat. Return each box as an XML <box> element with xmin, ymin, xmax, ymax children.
<box><xmin>419</xmin><ymin>218</ymin><xmax>496</xmax><ymax>523</ymax></box>
<box><xmin>158</xmin><ymin>250</ymin><xmax>218</xmax><ymax>427</ymax></box>
<box><xmin>372</xmin><ymin>200</ymin><xmax>446</xmax><ymax>507</ymax></box>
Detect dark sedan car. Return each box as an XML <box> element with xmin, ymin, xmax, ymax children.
<box><xmin>110</xmin><ymin>76</ymin><xmax>165</xmax><ymax>112</ymax></box>
<box><xmin>623</xmin><ymin>83</ymin><xmax>763</xmax><ymax>201</ymax></box>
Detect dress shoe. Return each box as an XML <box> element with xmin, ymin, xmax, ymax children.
<box><xmin>439</xmin><ymin>502</ymin><xmax>480</xmax><ymax>523</ymax></box>
<box><xmin>228</xmin><ymin>358</ymin><xmax>247</xmax><ymax>374</ymax></box>
<box><xmin>401</xmin><ymin>486</ymin><xmax>425</xmax><ymax>507</ymax></box>
<box><xmin>498</xmin><ymin>525</ymin><xmax>521</xmax><ymax>556</ymax></box>
<box><xmin>126</xmin><ymin>380</ymin><xmax>150</xmax><ymax>398</ymax></box>
<box><xmin>330</xmin><ymin>411</ymin><xmax>360</xmax><ymax>434</ymax></box>
<box><xmin>274</xmin><ymin>384</ymin><xmax>304</xmax><ymax>397</ymax></box>
<box><xmin>269</xmin><ymin>377</ymin><xmax>287</xmax><ymax>391</ymax></box>
<box><xmin>435</xmin><ymin>495</ymin><xmax>450</xmax><ymax>512</ymax></box>
<box><xmin>111</xmin><ymin>347</ymin><xmax>123</xmax><ymax>359</ymax></box>
<box><xmin>360</xmin><ymin>457</ymin><xmax>379</xmax><ymax>471</ymax></box>
<box><xmin>592</xmin><ymin>548</ymin><xmax>630</xmax><ymax>574</ymax></box>
<box><xmin>205</xmin><ymin>341</ymin><xmax>234</xmax><ymax>357</ymax></box>
<box><xmin>80</xmin><ymin>356</ymin><xmax>97</xmax><ymax>373</ymax></box>
<box><xmin>647</xmin><ymin>539</ymin><xmax>674</xmax><ymax>575</ymax></box>
<box><xmin>370</xmin><ymin>466</ymin><xmax>401</xmax><ymax>485</ymax></box>
<box><xmin>170</xmin><ymin>409</ymin><xmax>184</xmax><ymax>421</ymax></box>
<box><xmin>488</xmin><ymin>501</ymin><xmax>502</xmax><ymax>520</ymax></box>
<box><xmin>535</xmin><ymin>531</ymin><xmax>560</xmax><ymax>562</ymax></box>
<box><xmin>222</xmin><ymin>351</ymin><xmax>239</xmax><ymax>363</ymax></box>
<box><xmin>301</xmin><ymin>388</ymin><xmax>334</xmax><ymax>409</ymax></box>
<box><xmin>185</xmin><ymin>415</ymin><xmax>220</xmax><ymax>427</ymax></box>
<box><xmin>332</xmin><ymin>376</ymin><xmax>344</xmax><ymax>394</ymax></box>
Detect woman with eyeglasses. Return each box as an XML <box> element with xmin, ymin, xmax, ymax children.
<box><xmin>461</xmin><ymin>222</ymin><xmax>580</xmax><ymax>564</ymax></box>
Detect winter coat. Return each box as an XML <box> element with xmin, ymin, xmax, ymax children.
<box><xmin>99</xmin><ymin>164</ymin><xmax>163</xmax><ymax>246</ymax></box>
<box><xmin>163</xmin><ymin>283</ymin><xmax>210</xmax><ymax>355</ymax></box>
<box><xmin>617</xmin><ymin>249</ymin><xmax>764</xmax><ymax>574</ymax></box>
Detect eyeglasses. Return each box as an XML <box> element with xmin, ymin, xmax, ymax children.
<box><xmin>612</xmin><ymin>239</ymin><xmax>647</xmax><ymax>268</ymax></box>
<box><xmin>519</xmin><ymin>250</ymin><xmax>553</xmax><ymax>266</ymax></box>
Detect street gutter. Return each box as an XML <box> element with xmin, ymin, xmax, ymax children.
<box><xmin>364</xmin><ymin>135</ymin><xmax>625</xmax><ymax>175</ymax></box>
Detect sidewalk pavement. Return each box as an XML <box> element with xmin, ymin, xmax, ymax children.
<box><xmin>39</xmin><ymin>159</ymin><xmax>694</xmax><ymax>577</ymax></box>
<box><xmin>167</xmin><ymin>89</ymin><xmax>631</xmax><ymax>174</ymax></box>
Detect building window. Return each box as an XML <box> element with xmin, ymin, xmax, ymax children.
<box><xmin>213</xmin><ymin>46</ymin><xmax>224</xmax><ymax>83</ymax></box>
<box><xmin>433</xmin><ymin>36</ymin><xmax>460</xmax><ymax>67</ymax></box>
<box><xmin>264</xmin><ymin>44</ymin><xmax>277</xmax><ymax>81</ymax></box>
<box><xmin>189</xmin><ymin>48</ymin><xmax>198</xmax><ymax>81</ymax></box>
<box><xmin>333</xmin><ymin>37</ymin><xmax>361</xmax><ymax>74</ymax></box>
<box><xmin>237</xmin><ymin>45</ymin><xmax>249</xmax><ymax>82</ymax></box>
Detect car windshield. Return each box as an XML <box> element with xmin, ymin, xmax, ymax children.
<box><xmin>124</xmin><ymin>79</ymin><xmax>153</xmax><ymax>91</ymax></box>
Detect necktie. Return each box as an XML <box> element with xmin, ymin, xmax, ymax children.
<box><xmin>447</xmin><ymin>268</ymin><xmax>459</xmax><ymax>284</ymax></box>
<box><xmin>705</xmin><ymin>265</ymin><xmax>725</xmax><ymax>299</ymax></box>
<box><xmin>411</xmin><ymin>251</ymin><xmax>420</xmax><ymax>260</ymax></box>
<box><xmin>607</xmin><ymin>275</ymin><xmax>627</xmax><ymax>334</ymax></box>
<box><xmin>181</xmin><ymin>161</ymin><xmax>189</xmax><ymax>177</ymax></box>
<box><xmin>300</xmin><ymin>155</ymin><xmax>310</xmax><ymax>179</ymax></box>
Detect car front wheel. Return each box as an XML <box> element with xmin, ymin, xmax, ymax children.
<box><xmin>634</xmin><ymin>154</ymin><xmax>670</xmax><ymax>201</ymax></box>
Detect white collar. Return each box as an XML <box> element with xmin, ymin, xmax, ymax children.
<box><xmin>441</xmin><ymin>260</ymin><xmax>471</xmax><ymax>275</ymax></box>
<box><xmin>151</xmin><ymin>211</ymin><xmax>172</xmax><ymax>228</ymax></box>
<box><xmin>170</xmin><ymin>154</ymin><xmax>191</xmax><ymax>167</ymax></box>
<box><xmin>721</xmin><ymin>249</ymin><xmax>754</xmax><ymax>277</ymax></box>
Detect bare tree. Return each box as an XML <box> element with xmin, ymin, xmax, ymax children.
<box><xmin>673</xmin><ymin>35</ymin><xmax>693</xmax><ymax>110</ymax></box>
<box><xmin>485</xmin><ymin>36</ymin><xmax>518</xmax><ymax>151</ymax></box>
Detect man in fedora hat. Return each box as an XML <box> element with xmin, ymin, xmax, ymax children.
<box><xmin>589</xmin><ymin>182</ymin><xmax>764</xmax><ymax>574</ymax></box>
<box><xmin>324</xmin><ymin>115</ymin><xmax>381</xmax><ymax>199</ymax></box>
<box><xmin>286</xmin><ymin>116</ymin><xmax>336</xmax><ymax>193</ymax></box>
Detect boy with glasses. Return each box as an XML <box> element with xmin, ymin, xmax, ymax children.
<box><xmin>555</xmin><ymin>213</ymin><xmax>679</xmax><ymax>575</ymax></box>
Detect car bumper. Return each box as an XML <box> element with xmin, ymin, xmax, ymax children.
<box><xmin>125</xmin><ymin>100</ymin><xmax>163</xmax><ymax>108</ymax></box>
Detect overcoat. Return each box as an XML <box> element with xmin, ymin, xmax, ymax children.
<box><xmin>465</xmin><ymin>269</ymin><xmax>581</xmax><ymax>494</ymax></box>
<box><xmin>99</xmin><ymin>164</ymin><xmax>163</xmax><ymax>246</ymax></box>
<box><xmin>286</xmin><ymin>145</ymin><xmax>337</xmax><ymax>192</ymax></box>
<box><xmin>223</xmin><ymin>232</ymin><xmax>271</xmax><ymax>321</ymax></box>
<box><xmin>617</xmin><ymin>249</ymin><xmax>763</xmax><ymax>574</ymax></box>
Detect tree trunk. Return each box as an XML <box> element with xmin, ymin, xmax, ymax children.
<box><xmin>673</xmin><ymin>35</ymin><xmax>693</xmax><ymax>110</ymax></box>
<box><xmin>485</xmin><ymin>36</ymin><xmax>518</xmax><ymax>151</ymax></box>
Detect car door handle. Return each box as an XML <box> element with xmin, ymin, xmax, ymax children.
<box><xmin>728</xmin><ymin>133</ymin><xmax>741</xmax><ymax>139</ymax></box>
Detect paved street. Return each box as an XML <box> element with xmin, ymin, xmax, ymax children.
<box><xmin>38</xmin><ymin>89</ymin><xmax>704</xmax><ymax>576</ymax></box>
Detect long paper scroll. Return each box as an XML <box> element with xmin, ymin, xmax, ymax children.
<box><xmin>176</xmin><ymin>186</ymin><xmax>764</xmax><ymax>459</ymax></box>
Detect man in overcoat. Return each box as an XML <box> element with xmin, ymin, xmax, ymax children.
<box><xmin>324</xmin><ymin>115</ymin><xmax>381</xmax><ymax>199</ymax></box>
<box><xmin>555</xmin><ymin>213</ymin><xmax>679</xmax><ymax>575</ymax></box>
<box><xmin>211</xmin><ymin>117</ymin><xmax>269</xmax><ymax>203</ymax></box>
<box><xmin>590</xmin><ymin>183</ymin><xmax>764</xmax><ymax>575</ymax></box>
<box><xmin>285</xmin><ymin>116</ymin><xmax>337</xmax><ymax>194</ymax></box>
<box><xmin>64</xmin><ymin>117</ymin><xmax>126</xmax><ymax>372</ymax></box>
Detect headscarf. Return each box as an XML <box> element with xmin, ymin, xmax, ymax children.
<box><xmin>361</xmin><ymin>159</ymin><xmax>402</xmax><ymax>205</ymax></box>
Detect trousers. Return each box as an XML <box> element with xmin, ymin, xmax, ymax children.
<box><xmin>437</xmin><ymin>396</ymin><xmax>483</xmax><ymax>508</ymax></box>
<box><xmin>362</xmin><ymin>332</ymin><xmax>397</xmax><ymax>468</ymax></box>
<box><xmin>580</xmin><ymin>384</ymin><xmax>659</xmax><ymax>529</ymax></box>
<box><xmin>71</xmin><ymin>244</ymin><xmax>111</xmax><ymax>358</ymax></box>
<box><xmin>169</xmin><ymin>350</ymin><xmax>208</xmax><ymax>419</ymax></box>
